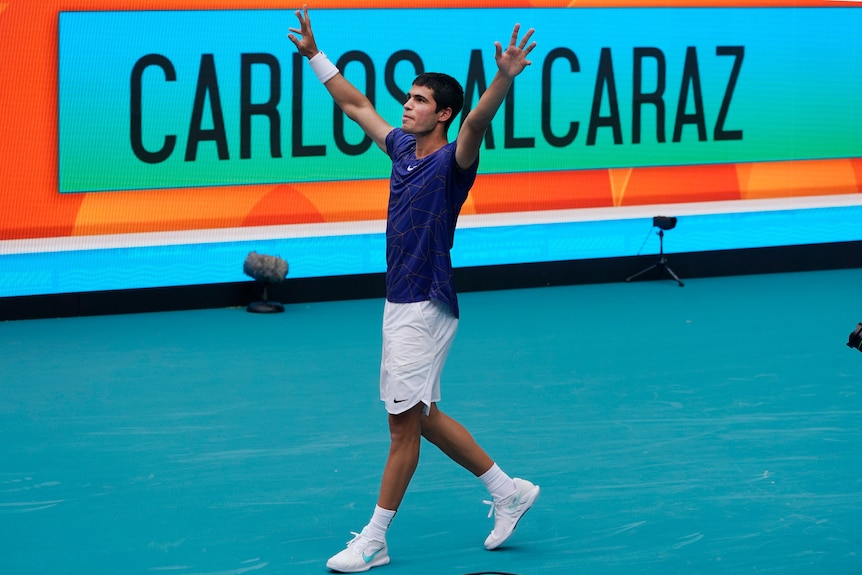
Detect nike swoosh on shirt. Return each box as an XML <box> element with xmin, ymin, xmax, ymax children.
<box><xmin>406</xmin><ymin>165</ymin><xmax>418</xmax><ymax>171</ymax></box>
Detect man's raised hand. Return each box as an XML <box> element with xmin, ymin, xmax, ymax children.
<box><xmin>494</xmin><ymin>24</ymin><xmax>536</xmax><ymax>78</ymax></box>
<box><xmin>288</xmin><ymin>4</ymin><xmax>319</xmax><ymax>58</ymax></box>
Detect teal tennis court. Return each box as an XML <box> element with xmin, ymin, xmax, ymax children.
<box><xmin>2</xmin><ymin>269</ymin><xmax>861</xmax><ymax>574</ymax></box>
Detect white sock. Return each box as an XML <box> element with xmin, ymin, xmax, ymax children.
<box><xmin>479</xmin><ymin>463</ymin><xmax>517</xmax><ymax>502</ymax></box>
<box><xmin>364</xmin><ymin>505</ymin><xmax>396</xmax><ymax>542</ymax></box>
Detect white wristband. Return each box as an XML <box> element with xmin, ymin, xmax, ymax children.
<box><xmin>308</xmin><ymin>51</ymin><xmax>339</xmax><ymax>84</ymax></box>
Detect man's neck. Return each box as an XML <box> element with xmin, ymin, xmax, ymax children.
<box><xmin>413</xmin><ymin>131</ymin><xmax>449</xmax><ymax>159</ymax></box>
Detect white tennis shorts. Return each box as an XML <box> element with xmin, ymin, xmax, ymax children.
<box><xmin>380</xmin><ymin>299</ymin><xmax>459</xmax><ymax>415</ymax></box>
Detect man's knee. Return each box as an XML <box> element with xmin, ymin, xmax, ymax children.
<box><xmin>388</xmin><ymin>404</ymin><xmax>423</xmax><ymax>442</ymax></box>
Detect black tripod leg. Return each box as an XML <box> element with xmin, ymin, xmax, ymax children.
<box><xmin>662</xmin><ymin>263</ymin><xmax>685</xmax><ymax>287</ymax></box>
<box><xmin>626</xmin><ymin>263</ymin><xmax>659</xmax><ymax>282</ymax></box>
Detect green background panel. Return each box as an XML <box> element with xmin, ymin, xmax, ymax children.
<box><xmin>59</xmin><ymin>8</ymin><xmax>862</xmax><ymax>193</ymax></box>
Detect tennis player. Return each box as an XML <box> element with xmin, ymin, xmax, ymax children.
<box><xmin>289</xmin><ymin>6</ymin><xmax>540</xmax><ymax>572</ymax></box>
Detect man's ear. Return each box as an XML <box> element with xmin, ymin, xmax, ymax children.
<box><xmin>438</xmin><ymin>107</ymin><xmax>453</xmax><ymax>124</ymax></box>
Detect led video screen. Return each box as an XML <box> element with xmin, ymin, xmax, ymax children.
<box><xmin>1</xmin><ymin>1</ymin><xmax>860</xmax><ymax>298</ymax></box>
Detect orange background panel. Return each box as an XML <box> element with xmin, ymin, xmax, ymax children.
<box><xmin>617</xmin><ymin>164</ymin><xmax>742</xmax><ymax>206</ymax></box>
<box><xmin>242</xmin><ymin>179</ymin><xmax>391</xmax><ymax>228</ymax></box>
<box><xmin>296</xmin><ymin>180</ymin><xmax>390</xmax><ymax>223</ymax></box>
<box><xmin>242</xmin><ymin>185</ymin><xmax>327</xmax><ymax>228</ymax></box>
<box><xmin>852</xmin><ymin>159</ymin><xmax>862</xmax><ymax>189</ymax></box>
<box><xmin>737</xmin><ymin>159</ymin><xmax>861</xmax><ymax>200</ymax></box>
<box><xmin>470</xmin><ymin>170</ymin><xmax>614</xmax><ymax>214</ymax></box>
<box><xmin>72</xmin><ymin>186</ymin><xmax>275</xmax><ymax>236</ymax></box>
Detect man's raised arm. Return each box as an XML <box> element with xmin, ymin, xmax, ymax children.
<box><xmin>455</xmin><ymin>24</ymin><xmax>536</xmax><ymax>170</ymax></box>
<box><xmin>288</xmin><ymin>5</ymin><xmax>393</xmax><ymax>152</ymax></box>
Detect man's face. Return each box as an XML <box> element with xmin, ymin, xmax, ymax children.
<box><xmin>401</xmin><ymin>84</ymin><xmax>450</xmax><ymax>135</ymax></box>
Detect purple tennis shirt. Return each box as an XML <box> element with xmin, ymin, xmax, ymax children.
<box><xmin>384</xmin><ymin>128</ymin><xmax>478</xmax><ymax>318</ymax></box>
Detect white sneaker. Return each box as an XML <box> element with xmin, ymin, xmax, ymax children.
<box><xmin>326</xmin><ymin>528</ymin><xmax>390</xmax><ymax>573</ymax></box>
<box><xmin>483</xmin><ymin>478</ymin><xmax>540</xmax><ymax>550</ymax></box>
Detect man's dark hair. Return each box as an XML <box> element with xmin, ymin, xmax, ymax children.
<box><xmin>413</xmin><ymin>72</ymin><xmax>464</xmax><ymax>131</ymax></box>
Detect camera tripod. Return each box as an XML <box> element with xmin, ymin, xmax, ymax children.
<box><xmin>626</xmin><ymin>229</ymin><xmax>684</xmax><ymax>287</ymax></box>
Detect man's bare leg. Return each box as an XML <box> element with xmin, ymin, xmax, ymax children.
<box><xmin>421</xmin><ymin>403</ymin><xmax>539</xmax><ymax>550</ymax></box>
<box><xmin>377</xmin><ymin>403</ymin><xmax>424</xmax><ymax>510</ymax></box>
<box><xmin>325</xmin><ymin>403</ymin><xmax>425</xmax><ymax>573</ymax></box>
<box><xmin>419</xmin><ymin>403</ymin><xmax>494</xmax><ymax>476</ymax></box>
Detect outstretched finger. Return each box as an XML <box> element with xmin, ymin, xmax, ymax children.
<box><xmin>519</xmin><ymin>27</ymin><xmax>535</xmax><ymax>51</ymax></box>
<box><xmin>509</xmin><ymin>23</ymin><xmax>521</xmax><ymax>47</ymax></box>
<box><xmin>296</xmin><ymin>4</ymin><xmax>311</xmax><ymax>31</ymax></box>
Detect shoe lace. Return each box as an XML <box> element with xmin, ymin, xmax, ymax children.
<box><xmin>484</xmin><ymin>490</ymin><xmax>521</xmax><ymax>518</ymax></box>
<box><xmin>345</xmin><ymin>532</ymin><xmax>366</xmax><ymax>549</ymax></box>
<box><xmin>345</xmin><ymin>531</ymin><xmax>382</xmax><ymax>554</ymax></box>
<box><xmin>483</xmin><ymin>499</ymin><xmax>496</xmax><ymax>518</ymax></box>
